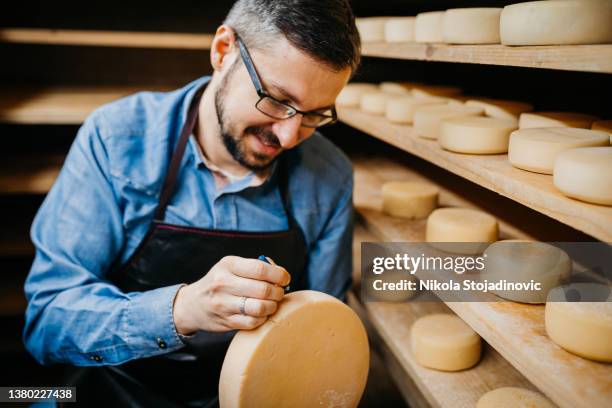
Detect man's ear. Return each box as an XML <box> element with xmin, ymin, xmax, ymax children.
<box><xmin>210</xmin><ymin>25</ymin><xmax>237</xmax><ymax>71</ymax></box>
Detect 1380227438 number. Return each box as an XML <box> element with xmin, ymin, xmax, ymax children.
<box><xmin>0</xmin><ymin>387</ymin><xmax>76</xmax><ymax>402</ymax></box>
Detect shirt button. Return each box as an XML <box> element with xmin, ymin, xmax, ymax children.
<box><xmin>156</xmin><ymin>337</ymin><xmax>167</xmax><ymax>349</ymax></box>
<box><xmin>90</xmin><ymin>355</ymin><xmax>103</xmax><ymax>362</ymax></box>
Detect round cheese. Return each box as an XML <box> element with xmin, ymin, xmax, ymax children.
<box><xmin>411</xmin><ymin>314</ymin><xmax>482</xmax><ymax>371</ymax></box>
<box><xmin>356</xmin><ymin>17</ymin><xmax>388</xmax><ymax>42</ymax></box>
<box><xmin>385</xmin><ymin>17</ymin><xmax>416</xmax><ymax>42</ymax></box>
<box><xmin>379</xmin><ymin>81</ymin><xmax>414</xmax><ymax>95</ymax></box>
<box><xmin>519</xmin><ymin>112</ymin><xmax>599</xmax><ymax>129</ymax></box>
<box><xmin>337</xmin><ymin>83</ymin><xmax>378</xmax><ymax>107</ymax></box>
<box><xmin>545</xmin><ymin>283</ymin><xmax>612</xmax><ymax>363</ymax></box>
<box><xmin>466</xmin><ymin>98</ymin><xmax>533</xmax><ymax>122</ymax></box>
<box><xmin>412</xmin><ymin>85</ymin><xmax>463</xmax><ymax>100</ymax></box>
<box><xmin>508</xmin><ymin>128</ymin><xmax>609</xmax><ymax>174</ymax></box>
<box><xmin>360</xmin><ymin>91</ymin><xmax>392</xmax><ymax>115</ymax></box>
<box><xmin>415</xmin><ymin>11</ymin><xmax>445</xmax><ymax>43</ymax></box>
<box><xmin>591</xmin><ymin>120</ymin><xmax>612</xmax><ymax>143</ymax></box>
<box><xmin>439</xmin><ymin>116</ymin><xmax>517</xmax><ymax>154</ymax></box>
<box><xmin>443</xmin><ymin>8</ymin><xmax>502</xmax><ymax>44</ymax></box>
<box><xmin>477</xmin><ymin>387</ymin><xmax>555</xmax><ymax>408</ymax></box>
<box><xmin>482</xmin><ymin>240</ymin><xmax>571</xmax><ymax>303</ymax></box>
<box><xmin>382</xmin><ymin>181</ymin><xmax>439</xmax><ymax>219</ymax></box>
<box><xmin>414</xmin><ymin>104</ymin><xmax>484</xmax><ymax>140</ymax></box>
<box><xmin>553</xmin><ymin>146</ymin><xmax>612</xmax><ymax>205</ymax></box>
<box><xmin>426</xmin><ymin>207</ymin><xmax>498</xmax><ymax>255</ymax></box>
<box><xmin>500</xmin><ymin>0</ymin><xmax>612</xmax><ymax>46</ymax></box>
<box><xmin>219</xmin><ymin>290</ymin><xmax>370</xmax><ymax>408</ymax></box>
<box><xmin>385</xmin><ymin>96</ymin><xmax>447</xmax><ymax>124</ymax></box>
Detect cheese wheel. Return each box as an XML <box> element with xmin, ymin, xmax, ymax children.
<box><xmin>519</xmin><ymin>112</ymin><xmax>599</xmax><ymax>129</ymax></box>
<box><xmin>553</xmin><ymin>146</ymin><xmax>612</xmax><ymax>205</ymax></box>
<box><xmin>592</xmin><ymin>120</ymin><xmax>612</xmax><ymax>143</ymax></box>
<box><xmin>411</xmin><ymin>314</ymin><xmax>482</xmax><ymax>371</ymax></box>
<box><xmin>415</xmin><ymin>11</ymin><xmax>445</xmax><ymax>43</ymax></box>
<box><xmin>466</xmin><ymin>98</ymin><xmax>533</xmax><ymax>121</ymax></box>
<box><xmin>482</xmin><ymin>240</ymin><xmax>571</xmax><ymax>303</ymax></box>
<box><xmin>412</xmin><ymin>85</ymin><xmax>462</xmax><ymax>99</ymax></box>
<box><xmin>219</xmin><ymin>290</ymin><xmax>370</xmax><ymax>408</ymax></box>
<box><xmin>379</xmin><ymin>81</ymin><xmax>414</xmax><ymax>95</ymax></box>
<box><xmin>414</xmin><ymin>104</ymin><xmax>484</xmax><ymax>140</ymax></box>
<box><xmin>439</xmin><ymin>116</ymin><xmax>517</xmax><ymax>154</ymax></box>
<box><xmin>382</xmin><ymin>181</ymin><xmax>439</xmax><ymax>219</ymax></box>
<box><xmin>336</xmin><ymin>83</ymin><xmax>378</xmax><ymax>107</ymax></box>
<box><xmin>545</xmin><ymin>283</ymin><xmax>612</xmax><ymax>363</ymax></box>
<box><xmin>360</xmin><ymin>91</ymin><xmax>392</xmax><ymax>115</ymax></box>
<box><xmin>385</xmin><ymin>17</ymin><xmax>416</xmax><ymax>42</ymax></box>
<box><xmin>355</xmin><ymin>17</ymin><xmax>388</xmax><ymax>42</ymax></box>
<box><xmin>477</xmin><ymin>387</ymin><xmax>555</xmax><ymax>408</ymax></box>
<box><xmin>508</xmin><ymin>128</ymin><xmax>609</xmax><ymax>174</ymax></box>
<box><xmin>443</xmin><ymin>8</ymin><xmax>502</xmax><ymax>44</ymax></box>
<box><xmin>500</xmin><ymin>0</ymin><xmax>612</xmax><ymax>46</ymax></box>
<box><xmin>426</xmin><ymin>207</ymin><xmax>498</xmax><ymax>255</ymax></box>
<box><xmin>385</xmin><ymin>96</ymin><xmax>446</xmax><ymax>124</ymax></box>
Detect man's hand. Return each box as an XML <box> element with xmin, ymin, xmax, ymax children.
<box><xmin>172</xmin><ymin>256</ymin><xmax>291</xmax><ymax>335</ymax></box>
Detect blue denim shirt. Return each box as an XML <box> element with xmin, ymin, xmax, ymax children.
<box><xmin>23</xmin><ymin>76</ymin><xmax>354</xmax><ymax>366</ymax></box>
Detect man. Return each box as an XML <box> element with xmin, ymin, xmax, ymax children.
<box><xmin>23</xmin><ymin>0</ymin><xmax>361</xmax><ymax>406</ymax></box>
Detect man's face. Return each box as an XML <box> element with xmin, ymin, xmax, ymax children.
<box><xmin>214</xmin><ymin>37</ymin><xmax>351</xmax><ymax>172</ymax></box>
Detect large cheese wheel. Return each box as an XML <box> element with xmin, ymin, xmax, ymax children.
<box><xmin>382</xmin><ymin>181</ymin><xmax>439</xmax><ymax>219</ymax></box>
<box><xmin>412</xmin><ymin>85</ymin><xmax>462</xmax><ymax>100</ymax></box>
<box><xmin>443</xmin><ymin>8</ymin><xmax>502</xmax><ymax>44</ymax></box>
<box><xmin>219</xmin><ymin>290</ymin><xmax>370</xmax><ymax>408</ymax></box>
<box><xmin>379</xmin><ymin>81</ymin><xmax>414</xmax><ymax>95</ymax></box>
<box><xmin>385</xmin><ymin>17</ymin><xmax>416</xmax><ymax>42</ymax></box>
<box><xmin>545</xmin><ymin>283</ymin><xmax>612</xmax><ymax>363</ymax></box>
<box><xmin>360</xmin><ymin>91</ymin><xmax>392</xmax><ymax>115</ymax></box>
<box><xmin>508</xmin><ymin>128</ymin><xmax>609</xmax><ymax>174</ymax></box>
<box><xmin>482</xmin><ymin>240</ymin><xmax>571</xmax><ymax>303</ymax></box>
<box><xmin>519</xmin><ymin>112</ymin><xmax>598</xmax><ymax>129</ymax></box>
<box><xmin>385</xmin><ymin>96</ymin><xmax>446</xmax><ymax>124</ymax></box>
<box><xmin>592</xmin><ymin>120</ymin><xmax>612</xmax><ymax>143</ymax></box>
<box><xmin>477</xmin><ymin>387</ymin><xmax>555</xmax><ymax>408</ymax></box>
<box><xmin>415</xmin><ymin>11</ymin><xmax>445</xmax><ymax>43</ymax></box>
<box><xmin>500</xmin><ymin>0</ymin><xmax>612</xmax><ymax>46</ymax></box>
<box><xmin>337</xmin><ymin>83</ymin><xmax>378</xmax><ymax>107</ymax></box>
<box><xmin>356</xmin><ymin>17</ymin><xmax>389</xmax><ymax>42</ymax></box>
<box><xmin>466</xmin><ymin>98</ymin><xmax>533</xmax><ymax>122</ymax></box>
<box><xmin>411</xmin><ymin>314</ymin><xmax>482</xmax><ymax>371</ymax></box>
<box><xmin>439</xmin><ymin>116</ymin><xmax>517</xmax><ymax>154</ymax></box>
<box><xmin>426</xmin><ymin>207</ymin><xmax>498</xmax><ymax>255</ymax></box>
<box><xmin>553</xmin><ymin>146</ymin><xmax>612</xmax><ymax>205</ymax></box>
<box><xmin>414</xmin><ymin>104</ymin><xmax>484</xmax><ymax>140</ymax></box>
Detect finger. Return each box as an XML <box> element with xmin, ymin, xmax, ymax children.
<box><xmin>226</xmin><ymin>314</ymin><xmax>267</xmax><ymax>330</ymax></box>
<box><xmin>227</xmin><ymin>274</ymin><xmax>285</xmax><ymax>301</ymax></box>
<box><xmin>235</xmin><ymin>296</ymin><xmax>278</xmax><ymax>317</ymax></box>
<box><xmin>224</xmin><ymin>256</ymin><xmax>291</xmax><ymax>286</ymax></box>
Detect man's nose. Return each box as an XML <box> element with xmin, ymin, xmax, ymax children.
<box><xmin>272</xmin><ymin>114</ymin><xmax>303</xmax><ymax>149</ymax></box>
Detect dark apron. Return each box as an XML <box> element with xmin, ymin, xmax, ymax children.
<box><xmin>66</xmin><ymin>85</ymin><xmax>308</xmax><ymax>407</ymax></box>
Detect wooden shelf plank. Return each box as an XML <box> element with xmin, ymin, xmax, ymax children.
<box><xmin>339</xmin><ymin>107</ymin><xmax>612</xmax><ymax>242</ymax></box>
<box><xmin>0</xmin><ymin>154</ymin><xmax>63</xmax><ymax>194</ymax></box>
<box><xmin>0</xmin><ymin>28</ymin><xmax>213</xmax><ymax>49</ymax></box>
<box><xmin>351</xmin><ymin>156</ymin><xmax>612</xmax><ymax>408</ymax></box>
<box><xmin>362</xmin><ymin>41</ymin><xmax>612</xmax><ymax>74</ymax></box>
<box><xmin>0</xmin><ymin>85</ymin><xmax>173</xmax><ymax>125</ymax></box>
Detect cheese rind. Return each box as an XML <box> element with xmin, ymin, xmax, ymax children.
<box><xmin>385</xmin><ymin>17</ymin><xmax>416</xmax><ymax>42</ymax></box>
<box><xmin>553</xmin><ymin>147</ymin><xmax>612</xmax><ymax>205</ymax></box>
<box><xmin>219</xmin><ymin>290</ymin><xmax>370</xmax><ymax>408</ymax></box>
<box><xmin>379</xmin><ymin>81</ymin><xmax>414</xmax><ymax>95</ymax></box>
<box><xmin>500</xmin><ymin>0</ymin><xmax>612</xmax><ymax>45</ymax></box>
<box><xmin>443</xmin><ymin>8</ymin><xmax>502</xmax><ymax>44</ymax></box>
<box><xmin>412</xmin><ymin>85</ymin><xmax>462</xmax><ymax>99</ymax></box>
<box><xmin>415</xmin><ymin>11</ymin><xmax>446</xmax><ymax>43</ymax></box>
<box><xmin>466</xmin><ymin>98</ymin><xmax>533</xmax><ymax>121</ymax></box>
<box><xmin>385</xmin><ymin>96</ymin><xmax>446</xmax><ymax>124</ymax></box>
<box><xmin>545</xmin><ymin>283</ymin><xmax>612</xmax><ymax>363</ymax></box>
<box><xmin>591</xmin><ymin>120</ymin><xmax>612</xmax><ymax>144</ymax></box>
<box><xmin>356</xmin><ymin>17</ymin><xmax>388</xmax><ymax>42</ymax></box>
<box><xmin>477</xmin><ymin>387</ymin><xmax>556</xmax><ymax>408</ymax></box>
<box><xmin>439</xmin><ymin>116</ymin><xmax>517</xmax><ymax>154</ymax></box>
<box><xmin>382</xmin><ymin>181</ymin><xmax>439</xmax><ymax>219</ymax></box>
<box><xmin>508</xmin><ymin>128</ymin><xmax>609</xmax><ymax>174</ymax></box>
<box><xmin>411</xmin><ymin>314</ymin><xmax>482</xmax><ymax>371</ymax></box>
<box><xmin>360</xmin><ymin>91</ymin><xmax>392</xmax><ymax>115</ymax></box>
<box><xmin>337</xmin><ymin>83</ymin><xmax>378</xmax><ymax>107</ymax></box>
<box><xmin>519</xmin><ymin>112</ymin><xmax>598</xmax><ymax>129</ymax></box>
<box><xmin>414</xmin><ymin>104</ymin><xmax>484</xmax><ymax>140</ymax></box>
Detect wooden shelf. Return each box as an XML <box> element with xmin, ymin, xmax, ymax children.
<box><xmin>339</xmin><ymin>107</ymin><xmax>612</xmax><ymax>242</ymax></box>
<box><xmin>351</xmin><ymin>156</ymin><xmax>612</xmax><ymax>408</ymax></box>
<box><xmin>0</xmin><ymin>28</ymin><xmax>213</xmax><ymax>49</ymax></box>
<box><xmin>361</xmin><ymin>41</ymin><xmax>612</xmax><ymax>74</ymax></box>
<box><xmin>0</xmin><ymin>154</ymin><xmax>63</xmax><ymax>194</ymax></box>
<box><xmin>0</xmin><ymin>85</ymin><xmax>173</xmax><ymax>125</ymax></box>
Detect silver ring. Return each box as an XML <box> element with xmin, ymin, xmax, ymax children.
<box><xmin>239</xmin><ymin>296</ymin><xmax>247</xmax><ymax>315</ymax></box>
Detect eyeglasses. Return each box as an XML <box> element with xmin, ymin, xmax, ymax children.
<box><xmin>235</xmin><ymin>34</ymin><xmax>338</xmax><ymax>128</ymax></box>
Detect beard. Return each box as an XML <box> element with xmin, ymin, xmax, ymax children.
<box><xmin>214</xmin><ymin>65</ymin><xmax>282</xmax><ymax>173</ymax></box>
